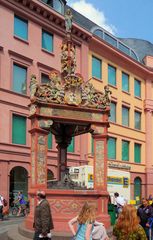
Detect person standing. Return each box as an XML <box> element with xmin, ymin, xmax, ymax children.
<box><xmin>113</xmin><ymin>204</ymin><xmax>147</xmax><ymax>239</ymax></box>
<box><xmin>114</xmin><ymin>192</ymin><xmax>126</xmax><ymax>217</ymax></box>
<box><xmin>0</xmin><ymin>194</ymin><xmax>4</xmax><ymax>221</ymax></box>
<box><xmin>137</xmin><ymin>198</ymin><xmax>153</xmax><ymax>239</ymax></box>
<box><xmin>68</xmin><ymin>202</ymin><xmax>95</xmax><ymax>240</ymax></box>
<box><xmin>33</xmin><ymin>191</ymin><xmax>54</xmax><ymax>240</ymax></box>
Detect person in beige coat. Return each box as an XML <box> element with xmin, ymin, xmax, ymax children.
<box><xmin>33</xmin><ymin>191</ymin><xmax>54</xmax><ymax>240</ymax></box>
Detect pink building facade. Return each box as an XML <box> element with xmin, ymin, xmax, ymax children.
<box><xmin>0</xmin><ymin>0</ymin><xmax>153</xmax><ymax>205</ymax></box>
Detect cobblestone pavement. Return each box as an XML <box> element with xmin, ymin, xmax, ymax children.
<box><xmin>0</xmin><ymin>216</ymin><xmax>25</xmax><ymax>240</ymax></box>
<box><xmin>0</xmin><ymin>216</ymin><xmax>114</xmax><ymax>240</ymax></box>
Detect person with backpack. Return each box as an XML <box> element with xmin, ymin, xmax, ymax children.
<box><xmin>0</xmin><ymin>194</ymin><xmax>4</xmax><ymax>221</ymax></box>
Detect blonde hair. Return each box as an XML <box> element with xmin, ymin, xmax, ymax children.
<box><xmin>77</xmin><ymin>202</ymin><xmax>96</xmax><ymax>224</ymax></box>
<box><xmin>116</xmin><ymin>204</ymin><xmax>140</xmax><ymax>235</ymax></box>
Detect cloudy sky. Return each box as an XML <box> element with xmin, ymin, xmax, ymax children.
<box><xmin>67</xmin><ymin>0</ymin><xmax>153</xmax><ymax>43</ymax></box>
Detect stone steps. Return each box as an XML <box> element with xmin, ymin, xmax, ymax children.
<box><xmin>7</xmin><ymin>223</ymin><xmax>72</xmax><ymax>240</ymax></box>
<box><xmin>5</xmin><ymin>222</ymin><xmax>113</xmax><ymax>240</ymax></box>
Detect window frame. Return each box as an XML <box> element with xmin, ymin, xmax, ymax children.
<box><xmin>108</xmin><ymin>137</ymin><xmax>116</xmax><ymax>160</ymax></box>
<box><xmin>108</xmin><ymin>64</ymin><xmax>116</xmax><ymax>86</ymax></box>
<box><xmin>134</xmin><ymin>143</ymin><xmax>141</xmax><ymax>163</ymax></box>
<box><xmin>12</xmin><ymin>62</ymin><xmax>27</xmax><ymax>95</ymax></box>
<box><xmin>14</xmin><ymin>15</ymin><xmax>28</xmax><ymax>41</ymax></box>
<box><xmin>122</xmin><ymin>140</ymin><xmax>129</xmax><ymax>161</ymax></box>
<box><xmin>134</xmin><ymin>111</ymin><xmax>141</xmax><ymax>130</ymax></box>
<box><xmin>134</xmin><ymin>79</ymin><xmax>141</xmax><ymax>98</ymax></box>
<box><xmin>42</xmin><ymin>29</ymin><xmax>53</xmax><ymax>53</ymax></box>
<box><xmin>9</xmin><ymin>51</ymin><xmax>32</xmax><ymax>96</ymax></box>
<box><xmin>109</xmin><ymin>102</ymin><xmax>116</xmax><ymax>123</ymax></box>
<box><xmin>92</xmin><ymin>55</ymin><xmax>102</xmax><ymax>80</ymax></box>
<box><xmin>12</xmin><ymin>113</ymin><xmax>27</xmax><ymax>145</ymax></box>
<box><xmin>41</xmin><ymin>72</ymin><xmax>50</xmax><ymax>84</ymax></box>
<box><xmin>122</xmin><ymin>106</ymin><xmax>129</xmax><ymax>127</ymax></box>
<box><xmin>122</xmin><ymin>72</ymin><xmax>129</xmax><ymax>93</ymax></box>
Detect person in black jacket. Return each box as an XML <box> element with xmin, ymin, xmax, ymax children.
<box><xmin>137</xmin><ymin>198</ymin><xmax>153</xmax><ymax>239</ymax></box>
<box><xmin>33</xmin><ymin>191</ymin><xmax>54</xmax><ymax>240</ymax></box>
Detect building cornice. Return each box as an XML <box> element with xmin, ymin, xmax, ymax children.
<box><xmin>0</xmin><ymin>0</ymin><xmax>92</xmax><ymax>43</ymax></box>
<box><xmin>144</xmin><ymin>99</ymin><xmax>153</xmax><ymax>112</ymax></box>
<box><xmin>8</xmin><ymin>50</ymin><xmax>33</xmax><ymax>63</ymax></box>
<box><xmin>91</xmin><ymin>36</ymin><xmax>153</xmax><ymax>80</ymax></box>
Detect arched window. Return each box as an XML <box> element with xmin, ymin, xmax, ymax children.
<box><xmin>134</xmin><ymin>177</ymin><xmax>142</xmax><ymax>203</ymax></box>
<box><xmin>94</xmin><ymin>29</ymin><xmax>103</xmax><ymax>39</ymax></box>
<box><xmin>9</xmin><ymin>166</ymin><xmax>28</xmax><ymax>205</ymax></box>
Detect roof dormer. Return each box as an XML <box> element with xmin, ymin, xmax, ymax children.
<box><xmin>42</xmin><ymin>0</ymin><xmax>66</xmax><ymax>14</ymax></box>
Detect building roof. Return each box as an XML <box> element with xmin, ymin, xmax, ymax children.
<box><xmin>41</xmin><ymin>1</ymin><xmax>153</xmax><ymax>64</ymax></box>
<box><xmin>118</xmin><ymin>38</ymin><xmax>153</xmax><ymax>63</ymax></box>
<box><xmin>66</xmin><ymin>6</ymin><xmax>153</xmax><ymax>64</ymax></box>
<box><xmin>66</xmin><ymin>5</ymin><xmax>97</xmax><ymax>32</ymax></box>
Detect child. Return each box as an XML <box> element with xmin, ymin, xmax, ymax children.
<box><xmin>68</xmin><ymin>202</ymin><xmax>95</xmax><ymax>240</ymax></box>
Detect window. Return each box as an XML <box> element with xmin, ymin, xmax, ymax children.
<box><xmin>134</xmin><ymin>79</ymin><xmax>141</xmax><ymax>98</ymax></box>
<box><xmin>14</xmin><ymin>15</ymin><xmax>28</xmax><ymax>40</ymax></box>
<box><xmin>104</xmin><ymin>33</ymin><xmax>117</xmax><ymax>47</ymax></box>
<box><xmin>108</xmin><ymin>65</ymin><xmax>116</xmax><ymax>86</ymax></box>
<box><xmin>118</xmin><ymin>42</ymin><xmax>130</xmax><ymax>55</ymax></box>
<box><xmin>94</xmin><ymin>29</ymin><xmax>103</xmax><ymax>39</ymax></box>
<box><xmin>122</xmin><ymin>72</ymin><xmax>129</xmax><ymax>92</ymax></box>
<box><xmin>131</xmin><ymin>51</ymin><xmax>138</xmax><ymax>60</ymax></box>
<box><xmin>42</xmin><ymin>30</ymin><xmax>53</xmax><ymax>52</ymax></box>
<box><xmin>108</xmin><ymin>137</ymin><xmax>116</xmax><ymax>159</ymax></box>
<box><xmin>41</xmin><ymin>73</ymin><xmax>50</xmax><ymax>84</ymax></box>
<box><xmin>68</xmin><ymin>137</ymin><xmax>74</xmax><ymax>152</ymax></box>
<box><xmin>109</xmin><ymin>102</ymin><xmax>116</xmax><ymax>122</ymax></box>
<box><xmin>92</xmin><ymin>56</ymin><xmax>102</xmax><ymax>79</ymax></box>
<box><xmin>135</xmin><ymin>111</ymin><xmax>141</xmax><ymax>130</ymax></box>
<box><xmin>12</xmin><ymin>114</ymin><xmax>26</xmax><ymax>145</ymax></box>
<box><xmin>13</xmin><ymin>63</ymin><xmax>27</xmax><ymax>94</ymax></box>
<box><xmin>134</xmin><ymin>177</ymin><xmax>141</xmax><ymax>203</ymax></box>
<box><xmin>122</xmin><ymin>106</ymin><xmax>129</xmax><ymax>126</ymax></box>
<box><xmin>48</xmin><ymin>132</ymin><xmax>52</xmax><ymax>149</ymax></box>
<box><xmin>122</xmin><ymin>140</ymin><xmax>129</xmax><ymax>161</ymax></box>
<box><xmin>134</xmin><ymin>143</ymin><xmax>141</xmax><ymax>163</ymax></box>
<box><xmin>53</xmin><ymin>0</ymin><xmax>64</xmax><ymax>14</ymax></box>
<box><xmin>43</xmin><ymin>0</ymin><xmax>64</xmax><ymax>14</ymax></box>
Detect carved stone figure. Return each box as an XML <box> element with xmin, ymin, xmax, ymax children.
<box><xmin>29</xmin><ymin>75</ymin><xmax>38</xmax><ymax>102</ymax></box>
<box><xmin>61</xmin><ymin>43</ymin><xmax>69</xmax><ymax>74</ymax></box>
<box><xmin>104</xmin><ymin>85</ymin><xmax>112</xmax><ymax>106</ymax></box>
<box><xmin>65</xmin><ymin>9</ymin><xmax>73</xmax><ymax>33</ymax></box>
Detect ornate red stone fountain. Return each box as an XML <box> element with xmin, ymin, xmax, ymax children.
<box><xmin>26</xmin><ymin>9</ymin><xmax>111</xmax><ymax>233</ymax></box>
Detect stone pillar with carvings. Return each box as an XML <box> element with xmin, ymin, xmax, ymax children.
<box><xmin>92</xmin><ymin>124</ymin><xmax>109</xmax><ymax>222</ymax></box>
<box><xmin>93</xmin><ymin>132</ymin><xmax>107</xmax><ymax>190</ymax></box>
<box><xmin>26</xmin><ymin>119</ymin><xmax>50</xmax><ymax>229</ymax></box>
